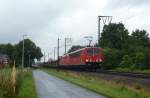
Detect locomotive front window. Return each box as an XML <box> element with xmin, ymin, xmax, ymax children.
<box><xmin>69</xmin><ymin>51</ymin><xmax>81</xmax><ymax>58</ymax></box>
<box><xmin>87</xmin><ymin>48</ymin><xmax>100</xmax><ymax>55</ymax></box>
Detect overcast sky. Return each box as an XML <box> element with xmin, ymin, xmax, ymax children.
<box><xmin>0</xmin><ymin>0</ymin><xmax>150</xmax><ymax>60</ymax></box>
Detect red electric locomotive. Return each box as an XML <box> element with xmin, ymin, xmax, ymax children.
<box><xmin>59</xmin><ymin>47</ymin><xmax>103</xmax><ymax>70</ymax></box>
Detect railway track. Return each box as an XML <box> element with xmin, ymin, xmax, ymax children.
<box><xmin>66</xmin><ymin>69</ymin><xmax>150</xmax><ymax>79</ymax></box>
<box><xmin>96</xmin><ymin>70</ymin><xmax>150</xmax><ymax>79</ymax></box>
<box><xmin>42</xmin><ymin>64</ymin><xmax>150</xmax><ymax>79</ymax></box>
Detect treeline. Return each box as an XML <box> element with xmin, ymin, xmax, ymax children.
<box><xmin>100</xmin><ymin>23</ymin><xmax>150</xmax><ymax>70</ymax></box>
<box><xmin>0</xmin><ymin>39</ymin><xmax>43</xmax><ymax>67</ymax></box>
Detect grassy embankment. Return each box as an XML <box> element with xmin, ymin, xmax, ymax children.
<box><xmin>0</xmin><ymin>67</ymin><xmax>37</xmax><ymax>98</ymax></box>
<box><xmin>44</xmin><ymin>69</ymin><xmax>150</xmax><ymax>98</ymax></box>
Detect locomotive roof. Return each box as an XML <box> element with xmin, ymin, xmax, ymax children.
<box><xmin>62</xmin><ymin>47</ymin><xmax>101</xmax><ymax>57</ymax></box>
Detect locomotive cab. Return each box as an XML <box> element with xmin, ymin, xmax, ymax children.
<box><xmin>84</xmin><ymin>47</ymin><xmax>103</xmax><ymax>66</ymax></box>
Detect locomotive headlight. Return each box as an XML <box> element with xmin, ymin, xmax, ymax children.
<box><xmin>99</xmin><ymin>59</ymin><xmax>102</xmax><ymax>62</ymax></box>
<box><xmin>86</xmin><ymin>59</ymin><xmax>89</xmax><ymax>62</ymax></box>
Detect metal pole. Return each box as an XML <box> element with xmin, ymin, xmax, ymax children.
<box><xmin>98</xmin><ymin>16</ymin><xmax>101</xmax><ymax>46</ymax></box>
<box><xmin>57</xmin><ymin>38</ymin><xmax>60</xmax><ymax>67</ymax></box>
<box><xmin>44</xmin><ymin>53</ymin><xmax>45</xmax><ymax>63</ymax></box>
<box><xmin>54</xmin><ymin>47</ymin><xmax>56</xmax><ymax>60</ymax></box>
<box><xmin>29</xmin><ymin>55</ymin><xmax>30</xmax><ymax>67</ymax></box>
<box><xmin>22</xmin><ymin>35</ymin><xmax>26</xmax><ymax>68</ymax></box>
<box><xmin>65</xmin><ymin>38</ymin><xmax>66</xmax><ymax>54</ymax></box>
<box><xmin>22</xmin><ymin>36</ymin><xmax>24</xmax><ymax>68</ymax></box>
<box><xmin>98</xmin><ymin>16</ymin><xmax>112</xmax><ymax>46</ymax></box>
<box><xmin>48</xmin><ymin>53</ymin><xmax>49</xmax><ymax>62</ymax></box>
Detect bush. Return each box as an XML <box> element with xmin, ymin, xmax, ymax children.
<box><xmin>102</xmin><ymin>48</ymin><xmax>122</xmax><ymax>69</ymax></box>
<box><xmin>142</xmin><ymin>47</ymin><xmax>150</xmax><ymax>68</ymax></box>
<box><xmin>134</xmin><ymin>52</ymin><xmax>145</xmax><ymax>69</ymax></box>
<box><xmin>119</xmin><ymin>55</ymin><xmax>134</xmax><ymax>68</ymax></box>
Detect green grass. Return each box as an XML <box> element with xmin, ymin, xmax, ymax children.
<box><xmin>0</xmin><ymin>68</ymin><xmax>37</xmax><ymax>98</ymax></box>
<box><xmin>44</xmin><ymin>69</ymin><xmax>150</xmax><ymax>98</ymax></box>
<box><xmin>18</xmin><ymin>70</ymin><xmax>37</xmax><ymax>98</ymax></box>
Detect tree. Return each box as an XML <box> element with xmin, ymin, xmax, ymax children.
<box><xmin>130</xmin><ymin>29</ymin><xmax>150</xmax><ymax>47</ymax></box>
<box><xmin>34</xmin><ymin>47</ymin><xmax>43</xmax><ymax>61</ymax></box>
<box><xmin>0</xmin><ymin>44</ymin><xmax>14</xmax><ymax>65</ymax></box>
<box><xmin>4</xmin><ymin>44</ymin><xmax>14</xmax><ymax>60</ymax></box>
<box><xmin>100</xmin><ymin>23</ymin><xmax>129</xmax><ymax>50</ymax></box>
<box><xmin>14</xmin><ymin>39</ymin><xmax>43</xmax><ymax>67</ymax></box>
<box><xmin>100</xmin><ymin>23</ymin><xmax>150</xmax><ymax>70</ymax></box>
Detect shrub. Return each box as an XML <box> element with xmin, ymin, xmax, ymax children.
<box><xmin>120</xmin><ymin>55</ymin><xmax>134</xmax><ymax>68</ymax></box>
<box><xmin>134</xmin><ymin>52</ymin><xmax>145</xmax><ymax>69</ymax></box>
<box><xmin>102</xmin><ymin>48</ymin><xmax>122</xmax><ymax>69</ymax></box>
<box><xmin>142</xmin><ymin>47</ymin><xmax>150</xmax><ymax>68</ymax></box>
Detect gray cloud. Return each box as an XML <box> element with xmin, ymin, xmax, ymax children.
<box><xmin>108</xmin><ymin>0</ymin><xmax>150</xmax><ymax>8</ymax></box>
<box><xmin>0</xmin><ymin>0</ymin><xmax>150</xmax><ymax>61</ymax></box>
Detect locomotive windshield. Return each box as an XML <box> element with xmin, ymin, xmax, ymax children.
<box><xmin>87</xmin><ymin>48</ymin><xmax>100</xmax><ymax>55</ymax></box>
<box><xmin>69</xmin><ymin>51</ymin><xmax>81</xmax><ymax>57</ymax></box>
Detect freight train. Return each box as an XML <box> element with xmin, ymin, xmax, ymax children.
<box><xmin>59</xmin><ymin>47</ymin><xmax>104</xmax><ymax>70</ymax></box>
